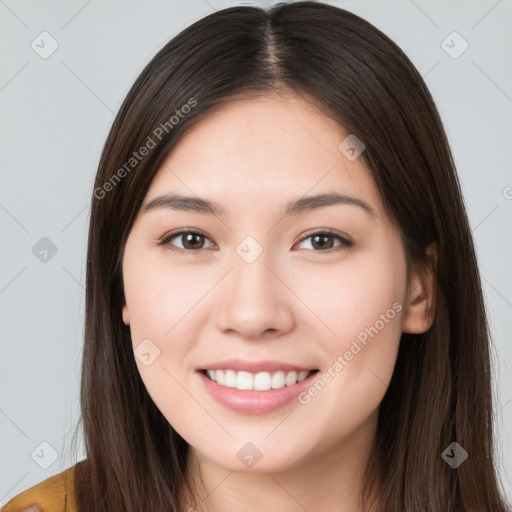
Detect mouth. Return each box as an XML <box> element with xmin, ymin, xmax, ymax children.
<box><xmin>199</xmin><ymin>368</ymin><xmax>320</xmax><ymax>392</ymax></box>
<box><xmin>196</xmin><ymin>368</ymin><xmax>320</xmax><ymax>414</ymax></box>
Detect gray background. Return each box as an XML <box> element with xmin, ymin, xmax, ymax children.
<box><xmin>1</xmin><ymin>0</ymin><xmax>511</xmax><ymax>506</ymax></box>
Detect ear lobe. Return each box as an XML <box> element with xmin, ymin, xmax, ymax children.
<box><xmin>122</xmin><ymin>304</ymin><xmax>130</xmax><ymax>326</ymax></box>
<box><xmin>401</xmin><ymin>243</ymin><xmax>437</xmax><ymax>334</ymax></box>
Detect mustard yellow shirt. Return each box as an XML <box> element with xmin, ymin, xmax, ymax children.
<box><xmin>1</xmin><ymin>464</ymin><xmax>77</xmax><ymax>512</ymax></box>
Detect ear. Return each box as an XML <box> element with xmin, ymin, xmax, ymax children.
<box><xmin>122</xmin><ymin>303</ymin><xmax>130</xmax><ymax>326</ymax></box>
<box><xmin>401</xmin><ymin>243</ymin><xmax>437</xmax><ymax>334</ymax></box>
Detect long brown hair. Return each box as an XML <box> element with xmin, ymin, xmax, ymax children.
<box><xmin>71</xmin><ymin>2</ymin><xmax>511</xmax><ymax>511</ymax></box>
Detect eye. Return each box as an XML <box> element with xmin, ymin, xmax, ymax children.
<box><xmin>293</xmin><ymin>229</ymin><xmax>353</xmax><ymax>254</ymax></box>
<box><xmin>157</xmin><ymin>228</ymin><xmax>353</xmax><ymax>255</ymax></box>
<box><xmin>157</xmin><ymin>229</ymin><xmax>216</xmax><ymax>253</ymax></box>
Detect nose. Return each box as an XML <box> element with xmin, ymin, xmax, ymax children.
<box><xmin>212</xmin><ymin>248</ymin><xmax>295</xmax><ymax>340</ymax></box>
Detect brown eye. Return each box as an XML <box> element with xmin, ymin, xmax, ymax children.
<box><xmin>295</xmin><ymin>230</ymin><xmax>353</xmax><ymax>253</ymax></box>
<box><xmin>158</xmin><ymin>229</ymin><xmax>215</xmax><ymax>253</ymax></box>
<box><xmin>178</xmin><ymin>232</ymin><xmax>207</xmax><ymax>250</ymax></box>
<box><xmin>310</xmin><ymin>234</ymin><xmax>335</xmax><ymax>250</ymax></box>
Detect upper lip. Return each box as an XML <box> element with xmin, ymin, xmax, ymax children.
<box><xmin>197</xmin><ymin>359</ymin><xmax>318</xmax><ymax>373</ymax></box>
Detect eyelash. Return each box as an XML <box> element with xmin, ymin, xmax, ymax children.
<box><xmin>156</xmin><ymin>228</ymin><xmax>354</xmax><ymax>255</ymax></box>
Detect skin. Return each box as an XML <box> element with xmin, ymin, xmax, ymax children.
<box><xmin>121</xmin><ymin>92</ymin><xmax>435</xmax><ymax>512</ymax></box>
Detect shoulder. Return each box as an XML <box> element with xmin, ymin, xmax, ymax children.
<box><xmin>1</xmin><ymin>464</ymin><xmax>78</xmax><ymax>512</ymax></box>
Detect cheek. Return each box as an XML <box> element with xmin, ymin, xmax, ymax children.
<box><xmin>291</xmin><ymin>252</ymin><xmax>404</xmax><ymax>441</ymax></box>
<box><xmin>123</xmin><ymin>259</ymin><xmax>207</xmax><ymax>390</ymax></box>
<box><xmin>292</xmin><ymin>247</ymin><xmax>405</xmax><ymax>410</ymax></box>
<box><xmin>124</xmin><ymin>260</ymin><xmax>198</xmax><ymax>341</ymax></box>
<box><xmin>292</xmin><ymin>249</ymin><xmax>405</xmax><ymax>348</ymax></box>
<box><xmin>124</xmin><ymin>264</ymin><xmax>203</xmax><ymax>426</ymax></box>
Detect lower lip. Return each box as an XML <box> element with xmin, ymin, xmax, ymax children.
<box><xmin>196</xmin><ymin>370</ymin><xmax>319</xmax><ymax>414</ymax></box>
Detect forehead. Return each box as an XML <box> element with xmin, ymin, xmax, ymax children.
<box><xmin>143</xmin><ymin>93</ymin><xmax>383</xmax><ymax>218</ymax></box>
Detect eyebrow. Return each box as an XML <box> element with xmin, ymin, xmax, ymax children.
<box><xmin>142</xmin><ymin>192</ymin><xmax>377</xmax><ymax>220</ymax></box>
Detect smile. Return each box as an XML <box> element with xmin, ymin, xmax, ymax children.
<box><xmin>202</xmin><ymin>369</ymin><xmax>315</xmax><ymax>391</ymax></box>
<box><xmin>196</xmin><ymin>368</ymin><xmax>320</xmax><ymax>414</ymax></box>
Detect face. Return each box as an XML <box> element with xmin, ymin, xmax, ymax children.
<box><xmin>121</xmin><ymin>92</ymin><xmax>432</xmax><ymax>475</ymax></box>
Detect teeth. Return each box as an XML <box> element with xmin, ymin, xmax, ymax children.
<box><xmin>205</xmin><ymin>369</ymin><xmax>312</xmax><ymax>391</ymax></box>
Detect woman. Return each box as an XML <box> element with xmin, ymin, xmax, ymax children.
<box><xmin>3</xmin><ymin>2</ymin><xmax>510</xmax><ymax>511</ymax></box>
